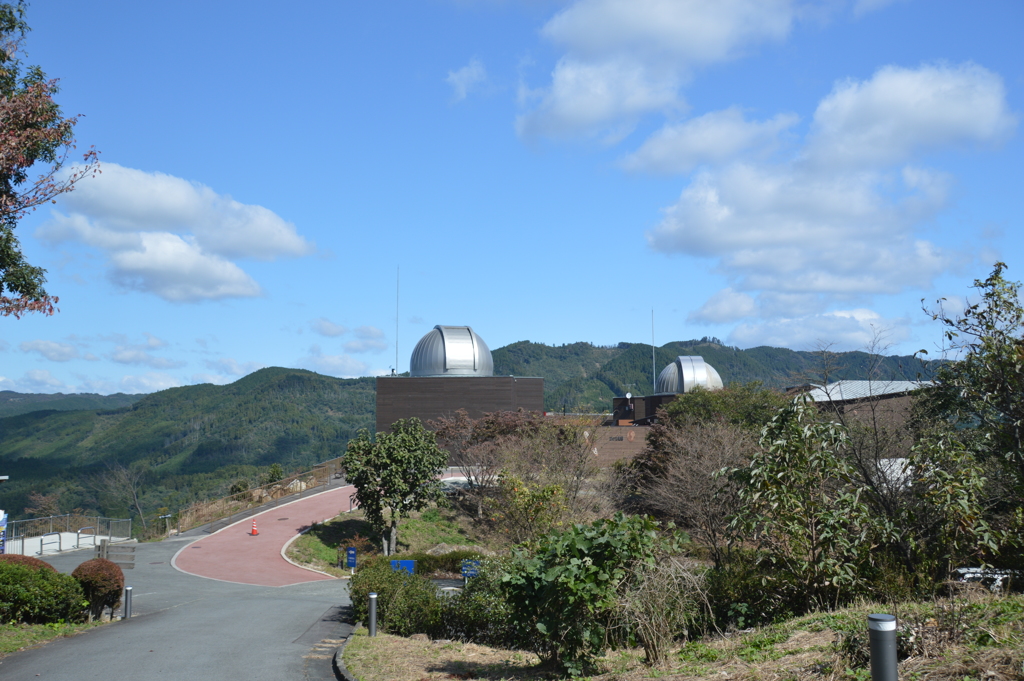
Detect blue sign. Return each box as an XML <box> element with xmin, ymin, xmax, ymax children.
<box><xmin>461</xmin><ymin>559</ymin><xmax>481</xmax><ymax>579</ymax></box>
<box><xmin>390</xmin><ymin>559</ymin><xmax>415</xmax><ymax>575</ymax></box>
<box><xmin>346</xmin><ymin>547</ymin><xmax>357</xmax><ymax>569</ymax></box>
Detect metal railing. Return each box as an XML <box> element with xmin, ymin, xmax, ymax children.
<box><xmin>177</xmin><ymin>455</ymin><xmax>346</xmax><ymax>533</ymax></box>
<box><xmin>38</xmin><ymin>532</ymin><xmax>61</xmax><ymax>554</ymax></box>
<box><xmin>76</xmin><ymin>526</ymin><xmax>97</xmax><ymax>549</ymax></box>
<box><xmin>3</xmin><ymin>514</ymin><xmax>133</xmax><ymax>555</ymax></box>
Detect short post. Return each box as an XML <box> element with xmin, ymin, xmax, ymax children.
<box><xmin>123</xmin><ymin>586</ymin><xmax>133</xmax><ymax>619</ymax></box>
<box><xmin>368</xmin><ymin>592</ymin><xmax>377</xmax><ymax>637</ymax></box>
<box><xmin>868</xmin><ymin>613</ymin><xmax>897</xmax><ymax>681</ymax></box>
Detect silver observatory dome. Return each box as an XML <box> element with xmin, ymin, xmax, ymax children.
<box><xmin>655</xmin><ymin>355</ymin><xmax>724</xmax><ymax>394</ymax></box>
<box><xmin>409</xmin><ymin>325</ymin><xmax>494</xmax><ymax>377</ymax></box>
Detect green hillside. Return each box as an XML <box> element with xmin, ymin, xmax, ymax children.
<box><xmin>0</xmin><ymin>340</ymin><xmax>937</xmax><ymax>523</ymax></box>
<box><xmin>493</xmin><ymin>338</ymin><xmax>935</xmax><ymax>412</ymax></box>
<box><xmin>0</xmin><ymin>390</ymin><xmax>141</xmax><ymax>418</ymax></box>
<box><xmin>0</xmin><ymin>368</ymin><xmax>375</xmax><ymax>521</ymax></box>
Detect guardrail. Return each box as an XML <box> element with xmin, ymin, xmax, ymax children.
<box><xmin>38</xmin><ymin>532</ymin><xmax>61</xmax><ymax>554</ymax></box>
<box><xmin>76</xmin><ymin>526</ymin><xmax>97</xmax><ymax>549</ymax></box>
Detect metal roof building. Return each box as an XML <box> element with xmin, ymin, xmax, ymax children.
<box><xmin>409</xmin><ymin>325</ymin><xmax>494</xmax><ymax>378</ymax></box>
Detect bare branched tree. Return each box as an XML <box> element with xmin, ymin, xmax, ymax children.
<box><xmin>641</xmin><ymin>422</ymin><xmax>756</xmax><ymax>567</ymax></box>
<box><xmin>91</xmin><ymin>461</ymin><xmax>149</xmax><ymax>529</ymax></box>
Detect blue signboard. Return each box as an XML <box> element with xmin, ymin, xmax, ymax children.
<box><xmin>346</xmin><ymin>547</ymin><xmax>357</xmax><ymax>569</ymax></box>
<box><xmin>461</xmin><ymin>559</ymin><xmax>481</xmax><ymax>579</ymax></box>
<box><xmin>390</xmin><ymin>559</ymin><xmax>415</xmax><ymax>575</ymax></box>
<box><xmin>0</xmin><ymin>510</ymin><xmax>6</xmax><ymax>555</ymax></box>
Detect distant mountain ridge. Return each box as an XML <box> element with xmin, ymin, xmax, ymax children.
<box><xmin>492</xmin><ymin>338</ymin><xmax>936</xmax><ymax>412</ymax></box>
<box><xmin>0</xmin><ymin>390</ymin><xmax>141</xmax><ymax>418</ymax></box>
<box><xmin>0</xmin><ymin>340</ymin><xmax>937</xmax><ymax>522</ymax></box>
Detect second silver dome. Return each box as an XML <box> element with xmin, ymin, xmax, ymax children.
<box><xmin>409</xmin><ymin>325</ymin><xmax>493</xmax><ymax>377</ymax></box>
<box><xmin>655</xmin><ymin>355</ymin><xmax>723</xmax><ymax>394</ymax></box>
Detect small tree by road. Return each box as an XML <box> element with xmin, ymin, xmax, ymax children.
<box><xmin>341</xmin><ymin>418</ymin><xmax>448</xmax><ymax>555</ymax></box>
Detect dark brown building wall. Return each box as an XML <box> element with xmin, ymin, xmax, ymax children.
<box><xmin>375</xmin><ymin>376</ymin><xmax>545</xmax><ymax>433</ymax></box>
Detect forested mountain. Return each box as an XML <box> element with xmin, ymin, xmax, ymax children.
<box><xmin>0</xmin><ymin>368</ymin><xmax>375</xmax><ymax>521</ymax></box>
<box><xmin>0</xmin><ymin>341</ymin><xmax>936</xmax><ymax>522</ymax></box>
<box><xmin>0</xmin><ymin>390</ymin><xmax>141</xmax><ymax>418</ymax></box>
<box><xmin>493</xmin><ymin>338</ymin><xmax>936</xmax><ymax>412</ymax></box>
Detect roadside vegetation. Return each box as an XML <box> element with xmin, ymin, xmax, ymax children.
<box><xmin>339</xmin><ymin>263</ymin><xmax>1024</xmax><ymax>679</ymax></box>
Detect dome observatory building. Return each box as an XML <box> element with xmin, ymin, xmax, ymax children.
<box><xmin>375</xmin><ymin>325</ymin><xmax>545</xmax><ymax>433</ymax></box>
<box><xmin>611</xmin><ymin>355</ymin><xmax>724</xmax><ymax>425</ymax></box>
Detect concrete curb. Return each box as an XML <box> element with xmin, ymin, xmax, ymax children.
<box><xmin>332</xmin><ymin>623</ymin><xmax>360</xmax><ymax>681</ymax></box>
<box><xmin>281</xmin><ymin>525</ymin><xmax>337</xmax><ymax>579</ymax></box>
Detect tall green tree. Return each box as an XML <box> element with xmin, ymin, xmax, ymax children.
<box><xmin>0</xmin><ymin>1</ymin><xmax>98</xmax><ymax>317</ymax></box>
<box><xmin>341</xmin><ymin>418</ymin><xmax>448</xmax><ymax>555</ymax></box>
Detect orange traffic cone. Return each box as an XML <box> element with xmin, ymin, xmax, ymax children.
<box><xmin>251</xmin><ymin>519</ymin><xmax>259</xmax><ymax>536</ymax></box>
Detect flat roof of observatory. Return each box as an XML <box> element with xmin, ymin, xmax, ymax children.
<box><xmin>409</xmin><ymin>325</ymin><xmax>494</xmax><ymax>377</ymax></box>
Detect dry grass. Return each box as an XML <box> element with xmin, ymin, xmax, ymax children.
<box><xmin>343</xmin><ymin>627</ymin><xmax>545</xmax><ymax>681</ymax></box>
<box><xmin>343</xmin><ymin>594</ymin><xmax>1024</xmax><ymax>681</ymax></box>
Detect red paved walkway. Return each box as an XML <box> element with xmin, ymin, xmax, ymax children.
<box><xmin>172</xmin><ymin>485</ymin><xmax>357</xmax><ymax>587</ymax></box>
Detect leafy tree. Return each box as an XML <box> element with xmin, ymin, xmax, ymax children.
<box><xmin>341</xmin><ymin>418</ymin><xmax>448</xmax><ymax>555</ymax></box>
<box><xmin>922</xmin><ymin>262</ymin><xmax>1024</xmax><ymax>484</ymax></box>
<box><xmin>726</xmin><ymin>397</ymin><xmax>894</xmax><ymax>610</ymax></box>
<box><xmin>0</xmin><ymin>1</ymin><xmax>99</xmax><ymax>317</ymax></box>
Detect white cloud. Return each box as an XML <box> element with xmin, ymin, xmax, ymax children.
<box><xmin>518</xmin><ymin>0</ymin><xmax>795</xmax><ymax>139</ymax></box>
<box><xmin>688</xmin><ymin>288</ymin><xmax>757</xmax><ymax>324</ymax></box>
<box><xmin>2</xmin><ymin>369</ymin><xmax>69</xmax><ymax>392</ymax></box>
<box><xmin>20</xmin><ymin>340</ymin><xmax>79</xmax><ymax>362</ymax></box>
<box><xmin>38</xmin><ymin>163</ymin><xmax>313</xmax><ymax>302</ymax></box>
<box><xmin>109</xmin><ymin>335</ymin><xmax>186</xmax><ymax>370</ymax></box>
<box><xmin>117</xmin><ymin>372</ymin><xmax>181</xmax><ymax>394</ymax></box>
<box><xmin>447</xmin><ymin>57</ymin><xmax>487</xmax><ymax>101</ymax></box>
<box><xmin>354</xmin><ymin>325</ymin><xmax>385</xmax><ymax>339</ymax></box>
<box><xmin>190</xmin><ymin>372</ymin><xmax>234</xmax><ymax>386</ymax></box>
<box><xmin>622</xmin><ymin>108</ymin><xmax>799</xmax><ymax>173</ymax></box>
<box><xmin>310</xmin><ymin>317</ymin><xmax>348</xmax><ymax>337</ymax></box>
<box><xmin>204</xmin><ymin>358</ymin><xmax>265</xmax><ymax>377</ymax></box>
<box><xmin>296</xmin><ymin>345</ymin><xmax>370</xmax><ymax>378</ymax></box>
<box><xmin>805</xmin><ymin>63</ymin><xmax>1016</xmax><ymax>169</ymax></box>
<box><xmin>344</xmin><ymin>339</ymin><xmax>388</xmax><ymax>354</ymax></box>
<box><xmin>729</xmin><ymin>309</ymin><xmax>910</xmax><ymax>351</ymax></box>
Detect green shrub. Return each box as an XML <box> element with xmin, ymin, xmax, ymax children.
<box><xmin>501</xmin><ymin>513</ymin><xmax>684</xmax><ymax>676</ymax></box>
<box><xmin>702</xmin><ymin>551</ymin><xmax>801</xmax><ymax>631</ymax></box>
<box><xmin>438</xmin><ymin>559</ymin><xmax>520</xmax><ymax>649</ymax></box>
<box><xmin>0</xmin><ymin>562</ymin><xmax>86</xmax><ymax>624</ymax></box>
<box><xmin>72</xmin><ymin>558</ymin><xmax>124</xmax><ymax>621</ymax></box>
<box><xmin>358</xmin><ymin>550</ymin><xmax>486</xmax><ymax>576</ymax></box>
<box><xmin>349</xmin><ymin>559</ymin><xmax>440</xmax><ymax>636</ymax></box>
<box><xmin>0</xmin><ymin>555</ymin><xmax>57</xmax><ymax>572</ymax></box>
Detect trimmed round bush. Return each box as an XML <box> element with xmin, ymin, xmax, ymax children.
<box><xmin>72</xmin><ymin>558</ymin><xmax>124</xmax><ymax>621</ymax></box>
<box><xmin>0</xmin><ymin>554</ymin><xmax>57</xmax><ymax>572</ymax></box>
<box><xmin>0</xmin><ymin>562</ymin><xmax>86</xmax><ymax>624</ymax></box>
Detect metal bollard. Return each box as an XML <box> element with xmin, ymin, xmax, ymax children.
<box><xmin>123</xmin><ymin>586</ymin><xmax>133</xmax><ymax>619</ymax></box>
<box><xmin>368</xmin><ymin>592</ymin><xmax>377</xmax><ymax>637</ymax></box>
<box><xmin>868</xmin><ymin>613</ymin><xmax>897</xmax><ymax>681</ymax></box>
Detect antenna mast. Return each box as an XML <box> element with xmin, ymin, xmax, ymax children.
<box><xmin>395</xmin><ymin>266</ymin><xmax>400</xmax><ymax>375</ymax></box>
<box><xmin>651</xmin><ymin>309</ymin><xmax>656</xmax><ymax>393</ymax></box>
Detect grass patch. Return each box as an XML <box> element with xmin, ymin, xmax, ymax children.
<box><xmin>0</xmin><ymin>621</ymin><xmax>103</xmax><ymax>658</ymax></box>
<box><xmin>287</xmin><ymin>505</ymin><xmax>491</xmax><ymax>577</ymax></box>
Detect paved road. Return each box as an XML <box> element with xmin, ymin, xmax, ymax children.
<box><xmin>174</xmin><ymin>484</ymin><xmax>357</xmax><ymax>586</ymax></box>
<box><xmin>0</xmin><ymin>490</ymin><xmax>354</xmax><ymax>681</ymax></box>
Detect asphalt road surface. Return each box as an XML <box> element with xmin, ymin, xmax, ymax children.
<box><xmin>0</xmin><ymin>494</ymin><xmax>353</xmax><ymax>681</ymax></box>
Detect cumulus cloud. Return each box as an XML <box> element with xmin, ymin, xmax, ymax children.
<box><xmin>805</xmin><ymin>63</ymin><xmax>1016</xmax><ymax>169</ymax></box>
<box><xmin>37</xmin><ymin>163</ymin><xmax>313</xmax><ymax>302</ymax></box>
<box><xmin>688</xmin><ymin>288</ymin><xmax>757</xmax><ymax>324</ymax></box>
<box><xmin>622</xmin><ymin>108</ymin><xmax>799</xmax><ymax>173</ymax></box>
<box><xmin>20</xmin><ymin>340</ymin><xmax>79</xmax><ymax>362</ymax></box>
<box><xmin>296</xmin><ymin>345</ymin><xmax>369</xmax><ymax>378</ymax></box>
<box><xmin>204</xmin><ymin>358</ymin><xmax>265</xmax><ymax>377</ymax></box>
<box><xmin>117</xmin><ymin>373</ymin><xmax>182</xmax><ymax>394</ymax></box>
<box><xmin>518</xmin><ymin>0</ymin><xmax>795</xmax><ymax>139</ymax></box>
<box><xmin>310</xmin><ymin>317</ymin><xmax>348</xmax><ymax>337</ymax></box>
<box><xmin>447</xmin><ymin>57</ymin><xmax>487</xmax><ymax>101</ymax></box>
<box><xmin>729</xmin><ymin>309</ymin><xmax>910</xmax><ymax>351</ymax></box>
<box><xmin>109</xmin><ymin>334</ymin><xmax>185</xmax><ymax>369</ymax></box>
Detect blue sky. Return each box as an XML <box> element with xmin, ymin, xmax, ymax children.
<box><xmin>1</xmin><ymin>0</ymin><xmax>1021</xmax><ymax>395</ymax></box>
